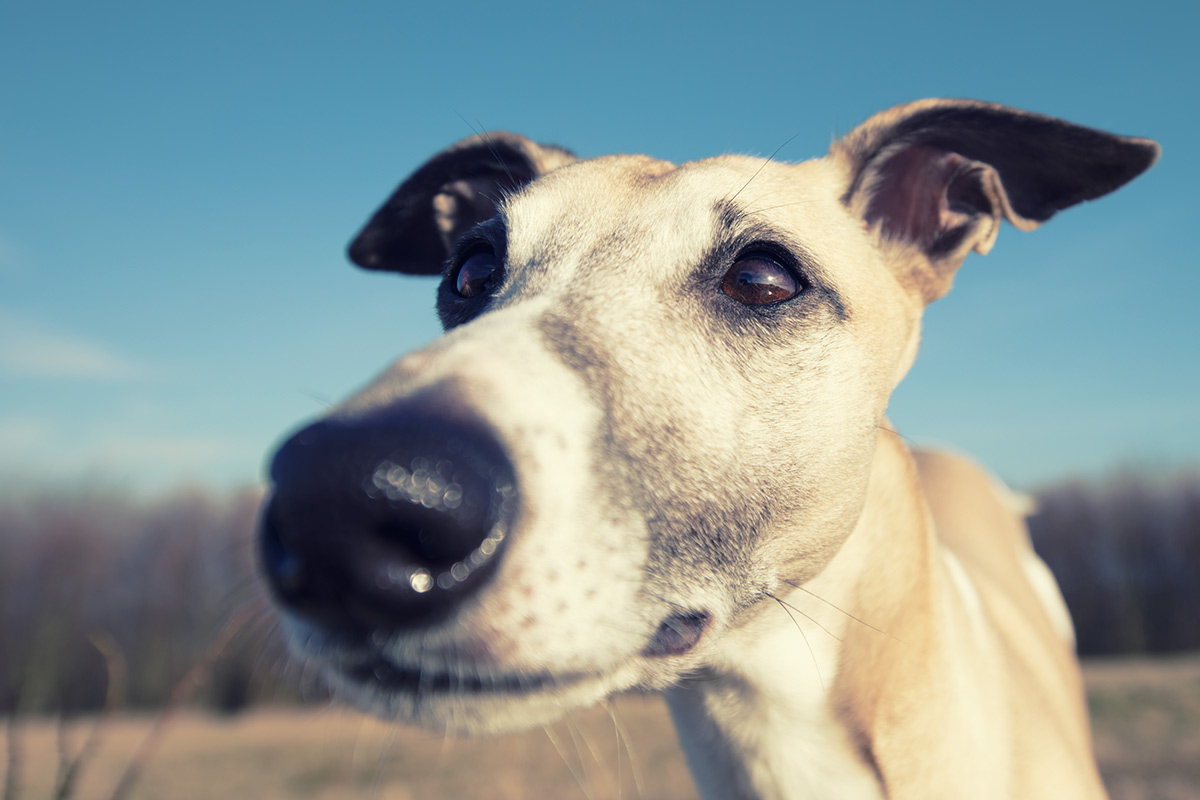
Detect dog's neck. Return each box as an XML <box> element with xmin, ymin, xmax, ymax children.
<box><xmin>664</xmin><ymin>606</ymin><xmax>887</xmax><ymax>800</ymax></box>
<box><xmin>665</xmin><ymin>432</ymin><xmax>942</xmax><ymax>800</ymax></box>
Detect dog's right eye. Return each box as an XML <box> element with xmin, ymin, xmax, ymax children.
<box><xmin>721</xmin><ymin>252</ymin><xmax>803</xmax><ymax>306</ymax></box>
<box><xmin>453</xmin><ymin>249</ymin><xmax>501</xmax><ymax>298</ymax></box>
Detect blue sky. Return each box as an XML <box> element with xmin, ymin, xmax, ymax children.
<box><xmin>1</xmin><ymin>0</ymin><xmax>1196</xmax><ymax>493</ymax></box>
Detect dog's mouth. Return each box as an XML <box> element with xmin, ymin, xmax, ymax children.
<box><xmin>336</xmin><ymin>653</ymin><xmax>562</xmax><ymax>695</ymax></box>
<box><xmin>318</xmin><ymin>608</ymin><xmax>711</xmax><ymax>701</ymax></box>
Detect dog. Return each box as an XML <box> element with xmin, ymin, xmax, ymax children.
<box><xmin>259</xmin><ymin>99</ymin><xmax>1158</xmax><ymax>799</ymax></box>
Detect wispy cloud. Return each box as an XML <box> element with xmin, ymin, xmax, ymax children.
<box><xmin>0</xmin><ymin>413</ymin><xmax>56</xmax><ymax>453</ymax></box>
<box><xmin>0</xmin><ymin>311</ymin><xmax>150</xmax><ymax>380</ymax></box>
<box><xmin>0</xmin><ymin>413</ymin><xmax>262</xmax><ymax>490</ymax></box>
<box><xmin>90</xmin><ymin>429</ymin><xmax>245</xmax><ymax>468</ymax></box>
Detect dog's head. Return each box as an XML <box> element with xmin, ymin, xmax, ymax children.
<box><xmin>259</xmin><ymin>100</ymin><xmax>1156</xmax><ymax>733</ymax></box>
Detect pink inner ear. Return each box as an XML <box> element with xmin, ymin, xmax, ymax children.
<box><xmin>864</xmin><ymin>145</ymin><xmax>977</xmax><ymax>254</ymax></box>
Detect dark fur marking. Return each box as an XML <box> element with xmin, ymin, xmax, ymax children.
<box><xmin>537</xmin><ymin>306</ymin><xmax>774</xmax><ymax>614</ymax></box>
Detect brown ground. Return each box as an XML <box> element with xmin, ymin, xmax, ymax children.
<box><xmin>4</xmin><ymin>654</ymin><xmax>1199</xmax><ymax>800</ymax></box>
<box><xmin>1085</xmin><ymin>655</ymin><xmax>1200</xmax><ymax>800</ymax></box>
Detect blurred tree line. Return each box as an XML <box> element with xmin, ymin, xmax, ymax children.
<box><xmin>1029</xmin><ymin>470</ymin><xmax>1200</xmax><ymax>655</ymax></box>
<box><xmin>1</xmin><ymin>470</ymin><xmax>1197</xmax><ymax>715</ymax></box>
<box><xmin>0</xmin><ymin>486</ymin><xmax>299</xmax><ymax>717</ymax></box>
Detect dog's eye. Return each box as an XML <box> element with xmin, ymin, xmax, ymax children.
<box><xmin>453</xmin><ymin>249</ymin><xmax>500</xmax><ymax>298</ymax></box>
<box><xmin>721</xmin><ymin>253</ymin><xmax>802</xmax><ymax>305</ymax></box>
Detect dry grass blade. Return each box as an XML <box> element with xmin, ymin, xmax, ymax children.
<box><xmin>3</xmin><ymin>715</ymin><xmax>20</xmax><ymax>800</ymax></box>
<box><xmin>52</xmin><ymin>634</ymin><xmax>127</xmax><ymax>800</ymax></box>
<box><xmin>105</xmin><ymin>605</ymin><xmax>255</xmax><ymax>800</ymax></box>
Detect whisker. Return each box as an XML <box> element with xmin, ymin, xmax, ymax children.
<box><xmin>433</xmin><ymin>716</ymin><xmax>455</xmax><ymax>780</ymax></box>
<box><xmin>778</xmin><ymin>580</ymin><xmax>903</xmax><ymax>643</ymax></box>
<box><xmin>767</xmin><ymin>592</ymin><xmax>824</xmax><ymax>690</ymax></box>
<box><xmin>601</xmin><ymin>701</ymin><xmax>623</xmax><ymax>800</ymax></box>
<box><xmin>455</xmin><ymin>111</ymin><xmax>520</xmax><ymax>192</ymax></box>
<box><xmin>605</xmin><ymin>698</ymin><xmax>645</xmax><ymax>797</ymax></box>
<box><xmin>303</xmin><ymin>390</ymin><xmax>334</xmax><ymax>411</ymax></box>
<box><xmin>767</xmin><ymin>591</ymin><xmax>843</xmax><ymax>642</ymax></box>
<box><xmin>567</xmin><ymin>712</ymin><xmax>605</xmax><ymax>798</ymax></box>
<box><xmin>874</xmin><ymin>423</ymin><xmax>918</xmax><ymax>448</ymax></box>
<box><xmin>544</xmin><ymin>721</ymin><xmax>597</xmax><ymax>800</ymax></box>
<box><xmin>726</xmin><ymin>131</ymin><xmax>803</xmax><ymax>206</ymax></box>
<box><xmin>739</xmin><ymin>200</ymin><xmax>817</xmax><ymax>217</ymax></box>
<box><xmin>364</xmin><ymin>713</ymin><xmax>394</xmax><ymax>800</ymax></box>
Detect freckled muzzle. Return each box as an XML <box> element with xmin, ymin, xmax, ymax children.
<box><xmin>259</xmin><ymin>410</ymin><xmax>518</xmax><ymax>635</ymax></box>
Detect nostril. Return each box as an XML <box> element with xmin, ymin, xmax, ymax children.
<box><xmin>259</xmin><ymin>413</ymin><xmax>518</xmax><ymax>631</ymax></box>
<box><xmin>362</xmin><ymin>448</ymin><xmax>516</xmax><ymax>580</ymax></box>
<box><xmin>259</xmin><ymin>512</ymin><xmax>304</xmax><ymax>595</ymax></box>
<box><xmin>642</xmin><ymin>611</ymin><xmax>711</xmax><ymax>658</ymax></box>
<box><xmin>363</xmin><ymin>453</ymin><xmax>512</xmax><ymax>567</ymax></box>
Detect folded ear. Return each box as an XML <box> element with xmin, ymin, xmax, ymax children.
<box><xmin>348</xmin><ymin>133</ymin><xmax>577</xmax><ymax>274</ymax></box>
<box><xmin>833</xmin><ymin>99</ymin><xmax>1159</xmax><ymax>302</ymax></box>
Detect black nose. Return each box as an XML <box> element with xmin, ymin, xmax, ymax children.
<box><xmin>258</xmin><ymin>410</ymin><xmax>517</xmax><ymax>634</ymax></box>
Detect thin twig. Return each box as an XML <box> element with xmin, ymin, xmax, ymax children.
<box><xmin>106</xmin><ymin>605</ymin><xmax>255</xmax><ymax>800</ymax></box>
<box><xmin>3</xmin><ymin>714</ymin><xmax>20</xmax><ymax>800</ymax></box>
<box><xmin>53</xmin><ymin>634</ymin><xmax>127</xmax><ymax>800</ymax></box>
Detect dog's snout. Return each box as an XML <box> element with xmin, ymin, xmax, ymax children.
<box><xmin>259</xmin><ymin>412</ymin><xmax>517</xmax><ymax>633</ymax></box>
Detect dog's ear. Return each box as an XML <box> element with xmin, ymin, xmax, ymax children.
<box><xmin>834</xmin><ymin>99</ymin><xmax>1159</xmax><ymax>302</ymax></box>
<box><xmin>348</xmin><ymin>133</ymin><xmax>577</xmax><ymax>274</ymax></box>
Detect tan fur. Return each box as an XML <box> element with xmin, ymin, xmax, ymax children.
<box><xmin>815</xmin><ymin>439</ymin><xmax>1105</xmax><ymax>798</ymax></box>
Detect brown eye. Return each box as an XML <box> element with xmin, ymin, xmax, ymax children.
<box><xmin>721</xmin><ymin>253</ymin><xmax>801</xmax><ymax>305</ymax></box>
<box><xmin>454</xmin><ymin>249</ymin><xmax>500</xmax><ymax>298</ymax></box>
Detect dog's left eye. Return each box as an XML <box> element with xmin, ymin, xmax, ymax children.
<box><xmin>721</xmin><ymin>253</ymin><xmax>802</xmax><ymax>305</ymax></box>
<box><xmin>453</xmin><ymin>248</ymin><xmax>501</xmax><ymax>298</ymax></box>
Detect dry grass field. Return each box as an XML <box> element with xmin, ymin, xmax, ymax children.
<box><xmin>4</xmin><ymin>655</ymin><xmax>1199</xmax><ymax>800</ymax></box>
<box><xmin>1085</xmin><ymin>655</ymin><xmax>1200</xmax><ymax>800</ymax></box>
